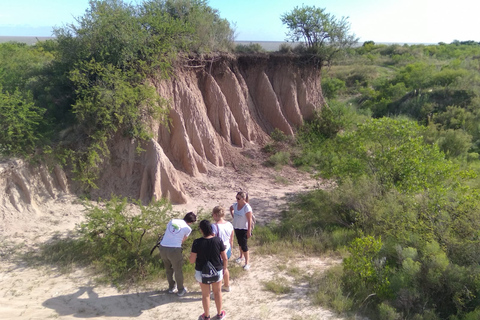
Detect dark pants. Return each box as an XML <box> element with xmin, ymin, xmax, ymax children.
<box><xmin>159</xmin><ymin>245</ymin><xmax>185</xmax><ymax>291</ymax></box>
<box><xmin>234</xmin><ymin>229</ymin><xmax>249</xmax><ymax>252</ymax></box>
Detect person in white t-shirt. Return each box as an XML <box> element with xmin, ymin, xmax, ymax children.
<box><xmin>211</xmin><ymin>206</ymin><xmax>234</xmax><ymax>291</ymax></box>
<box><xmin>230</xmin><ymin>191</ymin><xmax>253</xmax><ymax>271</ymax></box>
<box><xmin>159</xmin><ymin>212</ymin><xmax>197</xmax><ymax>297</ymax></box>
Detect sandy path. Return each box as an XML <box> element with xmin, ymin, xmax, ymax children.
<box><xmin>0</xmin><ymin>163</ymin><xmax>346</xmax><ymax>320</ymax></box>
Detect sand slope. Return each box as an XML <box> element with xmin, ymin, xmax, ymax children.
<box><xmin>0</xmin><ymin>163</ymin><xmax>349</xmax><ymax>320</ymax></box>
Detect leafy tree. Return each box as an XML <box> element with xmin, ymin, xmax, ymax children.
<box><xmin>159</xmin><ymin>0</ymin><xmax>233</xmax><ymax>53</ymax></box>
<box><xmin>280</xmin><ymin>5</ymin><xmax>358</xmax><ymax>65</ymax></box>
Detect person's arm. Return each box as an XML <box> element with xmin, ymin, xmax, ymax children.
<box><xmin>189</xmin><ymin>252</ymin><xmax>197</xmax><ymax>264</ymax></box>
<box><xmin>221</xmin><ymin>250</ymin><xmax>228</xmax><ymax>271</ymax></box>
<box><xmin>229</xmin><ymin>229</ymin><xmax>234</xmax><ymax>249</ymax></box>
<box><xmin>246</xmin><ymin>211</ymin><xmax>253</xmax><ymax>238</ymax></box>
<box><xmin>182</xmin><ymin>229</ymin><xmax>192</xmax><ymax>243</ymax></box>
<box><xmin>189</xmin><ymin>239</ymin><xmax>197</xmax><ymax>264</ymax></box>
<box><xmin>230</xmin><ymin>205</ymin><xmax>234</xmax><ymax>219</ymax></box>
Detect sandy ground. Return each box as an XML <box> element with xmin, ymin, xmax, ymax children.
<box><xmin>0</xmin><ymin>161</ymin><xmax>350</xmax><ymax>320</ymax></box>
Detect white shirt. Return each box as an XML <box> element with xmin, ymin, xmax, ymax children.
<box><xmin>232</xmin><ymin>202</ymin><xmax>252</xmax><ymax>230</ymax></box>
<box><xmin>212</xmin><ymin>221</ymin><xmax>234</xmax><ymax>251</ymax></box>
<box><xmin>160</xmin><ymin>219</ymin><xmax>192</xmax><ymax>248</ymax></box>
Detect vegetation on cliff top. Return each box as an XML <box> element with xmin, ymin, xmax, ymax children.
<box><xmin>0</xmin><ymin>0</ymin><xmax>234</xmax><ymax>187</ymax></box>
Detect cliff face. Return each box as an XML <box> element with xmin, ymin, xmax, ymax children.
<box><xmin>1</xmin><ymin>54</ymin><xmax>323</xmax><ymax>212</ymax></box>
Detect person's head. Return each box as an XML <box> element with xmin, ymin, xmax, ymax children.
<box><xmin>183</xmin><ymin>212</ymin><xmax>197</xmax><ymax>224</ymax></box>
<box><xmin>199</xmin><ymin>219</ymin><xmax>214</xmax><ymax>237</ymax></box>
<box><xmin>212</xmin><ymin>206</ymin><xmax>225</xmax><ymax>221</ymax></box>
<box><xmin>236</xmin><ymin>191</ymin><xmax>248</xmax><ymax>203</ymax></box>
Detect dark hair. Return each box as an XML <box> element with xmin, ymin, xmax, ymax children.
<box><xmin>184</xmin><ymin>212</ymin><xmax>197</xmax><ymax>224</ymax></box>
<box><xmin>199</xmin><ymin>219</ymin><xmax>214</xmax><ymax>236</ymax></box>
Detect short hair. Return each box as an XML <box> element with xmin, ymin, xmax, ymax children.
<box><xmin>212</xmin><ymin>206</ymin><xmax>225</xmax><ymax>218</ymax></box>
<box><xmin>183</xmin><ymin>212</ymin><xmax>197</xmax><ymax>223</ymax></box>
<box><xmin>199</xmin><ymin>219</ymin><xmax>213</xmax><ymax>236</ymax></box>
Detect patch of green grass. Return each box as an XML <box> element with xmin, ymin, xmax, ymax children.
<box><xmin>263</xmin><ymin>276</ymin><xmax>292</xmax><ymax>294</ymax></box>
<box><xmin>311</xmin><ymin>265</ymin><xmax>353</xmax><ymax>314</ymax></box>
<box><xmin>264</xmin><ymin>151</ymin><xmax>291</xmax><ymax>169</ymax></box>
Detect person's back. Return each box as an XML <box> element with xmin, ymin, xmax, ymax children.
<box><xmin>161</xmin><ymin>218</ymin><xmax>191</xmax><ymax>248</ymax></box>
<box><xmin>212</xmin><ymin>222</ymin><xmax>233</xmax><ymax>250</ymax></box>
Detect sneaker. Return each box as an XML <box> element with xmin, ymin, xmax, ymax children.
<box><xmin>243</xmin><ymin>264</ymin><xmax>250</xmax><ymax>271</ymax></box>
<box><xmin>198</xmin><ymin>313</ymin><xmax>210</xmax><ymax>320</ymax></box>
<box><xmin>222</xmin><ymin>286</ymin><xmax>230</xmax><ymax>292</ymax></box>
<box><xmin>217</xmin><ymin>310</ymin><xmax>226</xmax><ymax>320</ymax></box>
<box><xmin>235</xmin><ymin>257</ymin><xmax>243</xmax><ymax>264</ymax></box>
<box><xmin>177</xmin><ymin>287</ymin><xmax>187</xmax><ymax>297</ymax></box>
<box><xmin>168</xmin><ymin>284</ymin><xmax>177</xmax><ymax>293</ymax></box>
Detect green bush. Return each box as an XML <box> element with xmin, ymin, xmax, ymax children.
<box><xmin>378</xmin><ymin>303</ymin><xmax>402</xmax><ymax>320</ymax></box>
<box><xmin>0</xmin><ymin>88</ymin><xmax>44</xmax><ymax>156</ymax></box>
<box><xmin>437</xmin><ymin>129</ymin><xmax>472</xmax><ymax>159</ymax></box>
<box><xmin>235</xmin><ymin>43</ymin><xmax>265</xmax><ymax>53</ymax></box>
<box><xmin>342</xmin><ymin>236</ymin><xmax>391</xmax><ymax>305</ymax></box>
<box><xmin>313</xmin><ymin>265</ymin><xmax>354</xmax><ymax>313</ymax></box>
<box><xmin>77</xmin><ymin>196</ymin><xmax>173</xmax><ymax>285</ymax></box>
<box><xmin>263</xmin><ymin>277</ymin><xmax>292</xmax><ymax>294</ymax></box>
<box><xmin>266</xmin><ymin>151</ymin><xmax>290</xmax><ymax>167</ymax></box>
<box><xmin>321</xmin><ymin>77</ymin><xmax>346</xmax><ymax>99</ymax></box>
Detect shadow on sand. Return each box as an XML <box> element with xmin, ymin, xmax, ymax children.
<box><xmin>43</xmin><ymin>286</ymin><xmax>200</xmax><ymax>318</ymax></box>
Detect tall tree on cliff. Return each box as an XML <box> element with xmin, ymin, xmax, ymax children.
<box><xmin>281</xmin><ymin>5</ymin><xmax>358</xmax><ymax>66</ymax></box>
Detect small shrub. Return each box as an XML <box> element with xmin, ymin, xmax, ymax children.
<box><xmin>312</xmin><ymin>265</ymin><xmax>353</xmax><ymax>313</ymax></box>
<box><xmin>342</xmin><ymin>236</ymin><xmax>391</xmax><ymax>304</ymax></box>
<box><xmin>266</xmin><ymin>151</ymin><xmax>290</xmax><ymax>168</ymax></box>
<box><xmin>263</xmin><ymin>277</ymin><xmax>292</xmax><ymax>294</ymax></box>
<box><xmin>378</xmin><ymin>302</ymin><xmax>402</xmax><ymax>320</ymax></box>
<box><xmin>271</xmin><ymin>128</ymin><xmax>288</xmax><ymax>142</ymax></box>
<box><xmin>235</xmin><ymin>43</ymin><xmax>266</xmax><ymax>53</ymax></box>
<box><xmin>0</xmin><ymin>89</ymin><xmax>45</xmax><ymax>156</ymax></box>
<box><xmin>437</xmin><ymin>129</ymin><xmax>472</xmax><ymax>159</ymax></box>
<box><xmin>322</xmin><ymin>77</ymin><xmax>346</xmax><ymax>100</ymax></box>
<box><xmin>278</xmin><ymin>43</ymin><xmax>293</xmax><ymax>53</ymax></box>
<box><xmin>77</xmin><ymin>196</ymin><xmax>173</xmax><ymax>286</ymax></box>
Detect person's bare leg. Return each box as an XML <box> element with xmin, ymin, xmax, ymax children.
<box><xmin>223</xmin><ymin>267</ymin><xmax>230</xmax><ymax>288</ymax></box>
<box><xmin>244</xmin><ymin>250</ymin><xmax>250</xmax><ymax>265</ymax></box>
<box><xmin>211</xmin><ymin>281</ymin><xmax>222</xmax><ymax>315</ymax></box>
<box><xmin>200</xmin><ymin>283</ymin><xmax>211</xmax><ymax>317</ymax></box>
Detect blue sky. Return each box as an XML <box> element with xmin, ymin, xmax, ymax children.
<box><xmin>1</xmin><ymin>0</ymin><xmax>479</xmax><ymax>44</ymax></box>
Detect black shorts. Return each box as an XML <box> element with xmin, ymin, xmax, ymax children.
<box><xmin>234</xmin><ymin>229</ymin><xmax>249</xmax><ymax>252</ymax></box>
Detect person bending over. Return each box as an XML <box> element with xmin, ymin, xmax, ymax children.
<box><xmin>158</xmin><ymin>211</ymin><xmax>196</xmax><ymax>297</ymax></box>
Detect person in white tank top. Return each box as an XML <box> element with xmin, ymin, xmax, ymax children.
<box><xmin>211</xmin><ymin>206</ymin><xmax>234</xmax><ymax>291</ymax></box>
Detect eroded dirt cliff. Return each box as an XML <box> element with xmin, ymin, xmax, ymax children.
<box><xmin>0</xmin><ymin>54</ymin><xmax>323</xmax><ymax>213</ymax></box>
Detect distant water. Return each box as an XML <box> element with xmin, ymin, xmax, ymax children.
<box><xmin>0</xmin><ymin>36</ymin><xmax>55</xmax><ymax>45</ymax></box>
<box><xmin>0</xmin><ymin>36</ymin><xmax>288</xmax><ymax>51</ymax></box>
<box><xmin>0</xmin><ymin>36</ymin><xmax>434</xmax><ymax>50</ymax></box>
